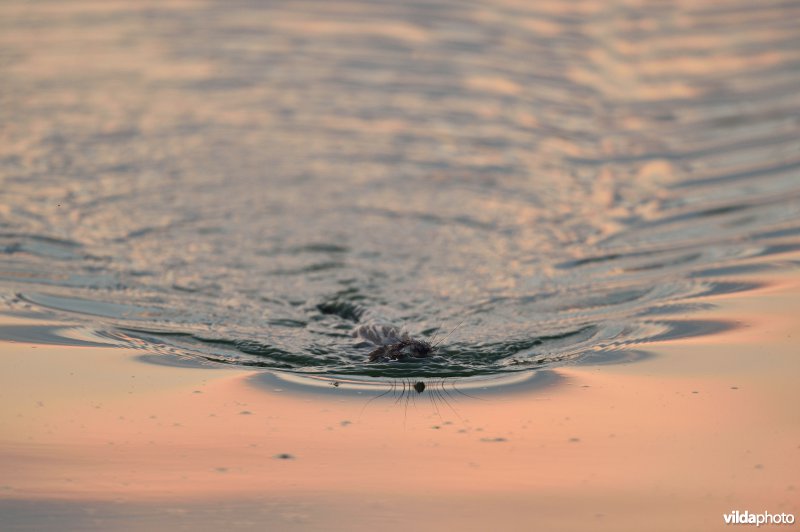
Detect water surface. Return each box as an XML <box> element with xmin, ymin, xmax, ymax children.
<box><xmin>2</xmin><ymin>0</ymin><xmax>800</xmax><ymax>381</ymax></box>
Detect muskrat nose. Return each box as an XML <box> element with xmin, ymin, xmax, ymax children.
<box><xmin>413</xmin><ymin>381</ymin><xmax>426</xmax><ymax>393</ymax></box>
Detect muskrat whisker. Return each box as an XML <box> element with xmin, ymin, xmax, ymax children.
<box><xmin>450</xmin><ymin>379</ymin><xmax>486</xmax><ymax>401</ymax></box>
<box><xmin>395</xmin><ymin>380</ymin><xmax>407</xmax><ymax>405</ymax></box>
<box><xmin>432</xmin><ymin>318</ymin><xmax>465</xmax><ymax>349</ymax></box>
<box><xmin>432</xmin><ymin>385</ymin><xmax>443</xmax><ymax>417</ymax></box>
<box><xmin>429</xmin><ymin>383</ymin><xmax>443</xmax><ymax>420</ymax></box>
<box><xmin>428</xmin><ymin>322</ymin><xmax>444</xmax><ymax>347</ymax></box>
<box><xmin>357</xmin><ymin>377</ymin><xmax>481</xmax><ymax>421</ymax></box>
<box><xmin>438</xmin><ymin>380</ymin><xmax>464</xmax><ymax>422</ymax></box>
<box><xmin>435</xmin><ymin>382</ymin><xmax>454</xmax><ymax>419</ymax></box>
<box><xmin>358</xmin><ymin>380</ymin><xmax>397</xmax><ymax>419</ymax></box>
<box><xmin>426</xmin><ymin>382</ymin><xmax>437</xmax><ymax>416</ymax></box>
<box><xmin>404</xmin><ymin>382</ymin><xmax>412</xmax><ymax>426</ymax></box>
<box><xmin>442</xmin><ymin>378</ymin><xmax>457</xmax><ymax>400</ymax></box>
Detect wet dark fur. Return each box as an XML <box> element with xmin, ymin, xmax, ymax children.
<box><xmin>368</xmin><ymin>338</ymin><xmax>434</xmax><ymax>362</ymax></box>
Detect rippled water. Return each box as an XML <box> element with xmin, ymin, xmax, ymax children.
<box><xmin>1</xmin><ymin>0</ymin><xmax>799</xmax><ymax>380</ymax></box>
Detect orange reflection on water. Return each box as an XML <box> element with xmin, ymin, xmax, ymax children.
<box><xmin>1</xmin><ymin>274</ymin><xmax>798</xmax><ymax>531</ymax></box>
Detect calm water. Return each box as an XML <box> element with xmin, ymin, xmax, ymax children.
<box><xmin>1</xmin><ymin>0</ymin><xmax>800</xmax><ymax>380</ymax></box>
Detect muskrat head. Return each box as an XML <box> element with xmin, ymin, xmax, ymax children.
<box><xmin>368</xmin><ymin>338</ymin><xmax>434</xmax><ymax>362</ymax></box>
<box><xmin>399</xmin><ymin>339</ymin><xmax>433</xmax><ymax>359</ymax></box>
<box><xmin>365</xmin><ymin>320</ymin><xmax>462</xmax><ymax>363</ymax></box>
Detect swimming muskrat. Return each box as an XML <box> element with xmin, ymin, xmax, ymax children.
<box><xmin>352</xmin><ymin>322</ymin><xmax>433</xmax><ymax>362</ymax></box>
<box><xmin>353</xmin><ymin>320</ymin><xmax>461</xmax><ymax>363</ymax></box>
